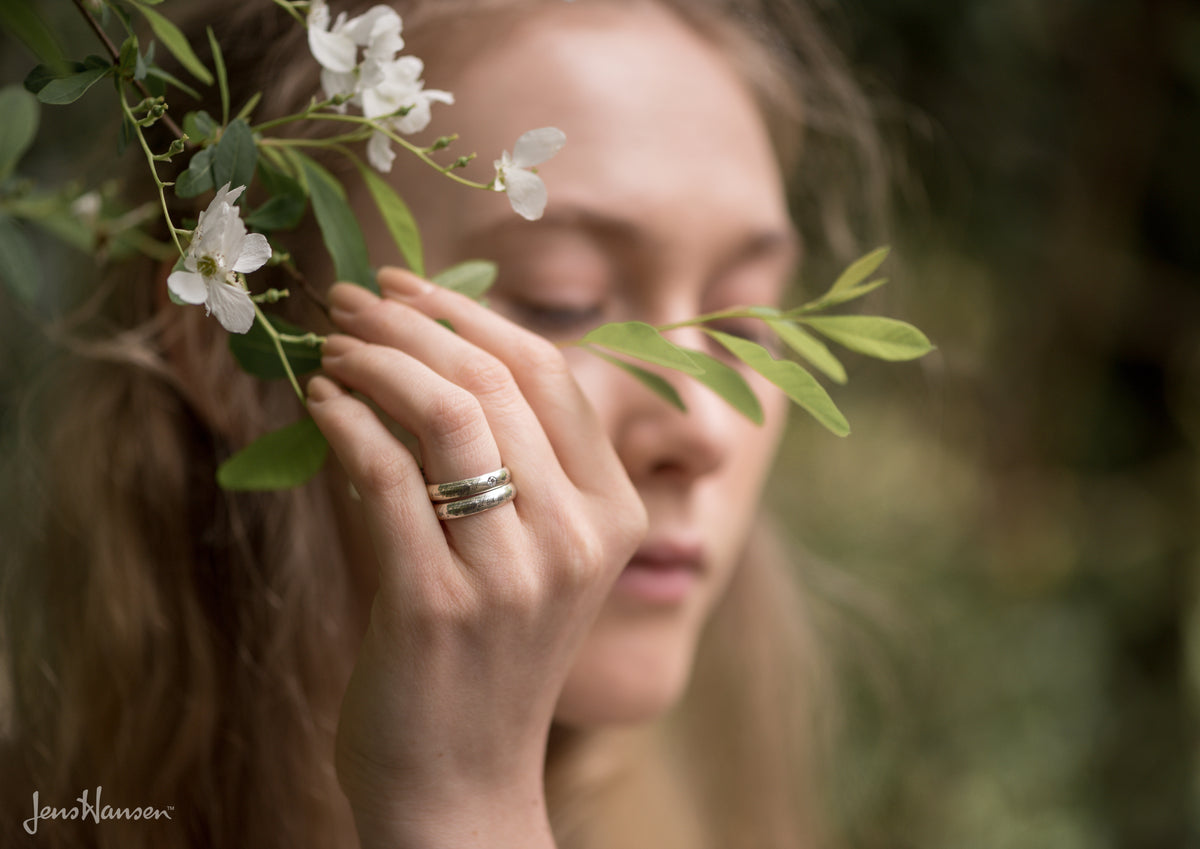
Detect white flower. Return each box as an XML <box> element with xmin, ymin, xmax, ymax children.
<box><xmin>167</xmin><ymin>183</ymin><xmax>270</xmax><ymax>334</ymax></box>
<box><xmin>308</xmin><ymin>1</ymin><xmax>403</xmax><ymax>78</ymax></box>
<box><xmin>362</xmin><ymin>56</ymin><xmax>455</xmax><ymax>171</ymax></box>
<box><xmin>307</xmin><ymin>3</ymin><xmax>453</xmax><ymax>172</ymax></box>
<box><xmin>493</xmin><ymin>128</ymin><xmax>567</xmax><ymax>221</ymax></box>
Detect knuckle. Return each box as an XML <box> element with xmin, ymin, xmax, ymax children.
<box><xmin>452</xmin><ymin>354</ymin><xmax>515</xmax><ymax>399</ymax></box>
<box><xmin>519</xmin><ymin>335</ymin><xmax>571</xmax><ymax>380</ymax></box>
<box><xmin>355</xmin><ymin>448</ymin><xmax>414</xmax><ymax>497</ymax></box>
<box><xmin>420</xmin><ymin>389</ymin><xmax>486</xmax><ymax>453</ymax></box>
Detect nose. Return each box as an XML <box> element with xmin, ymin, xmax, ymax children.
<box><xmin>609</xmin><ymin>327</ymin><xmax>734</xmax><ymax>486</ymax></box>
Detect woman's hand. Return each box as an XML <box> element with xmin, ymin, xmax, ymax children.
<box><xmin>305</xmin><ymin>267</ymin><xmax>648</xmax><ymax>849</ymax></box>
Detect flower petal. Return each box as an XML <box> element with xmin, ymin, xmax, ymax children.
<box><xmin>207</xmin><ymin>281</ymin><xmax>256</xmax><ymax>334</ymax></box>
<box><xmin>367</xmin><ymin>130</ymin><xmax>396</xmax><ymax>172</ymax></box>
<box><xmin>233</xmin><ymin>232</ymin><xmax>272</xmax><ymax>274</ymax></box>
<box><xmin>503</xmin><ymin>167</ymin><xmax>548</xmax><ymax>221</ymax></box>
<box><xmin>309</xmin><ymin>24</ymin><xmax>358</xmax><ymax>73</ymax></box>
<box><xmin>167</xmin><ymin>270</ymin><xmax>208</xmax><ymax>305</ymax></box>
<box><xmin>511</xmin><ymin>127</ymin><xmax>566</xmax><ymax>168</ymax></box>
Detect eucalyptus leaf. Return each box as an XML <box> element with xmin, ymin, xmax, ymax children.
<box><xmin>705</xmin><ymin>329</ymin><xmax>849</xmax><ymax>436</ymax></box>
<box><xmin>229</xmin><ymin>314</ymin><xmax>323</xmax><ymax>380</ymax></box>
<box><xmin>0</xmin><ymin>214</ymin><xmax>39</xmax><ymax>306</ymax></box>
<box><xmin>212</xmin><ymin>118</ymin><xmax>256</xmax><ymax>195</ymax></box>
<box><xmin>767</xmin><ymin>319</ymin><xmax>847</xmax><ymax>384</ymax></box>
<box><xmin>291</xmin><ymin>150</ymin><xmax>375</xmax><ymax>291</ymax></box>
<box><xmin>216</xmin><ymin>417</ymin><xmax>329</xmax><ymax>491</ymax></box>
<box><xmin>676</xmin><ymin>348</ymin><xmax>764</xmax><ymax>424</ymax></box>
<box><xmin>801</xmin><ymin>315</ymin><xmax>934</xmax><ymax>362</ymax></box>
<box><xmin>0</xmin><ymin>86</ymin><xmax>39</xmax><ymax>182</ymax></box>
<box><xmin>175</xmin><ymin>145</ymin><xmax>216</xmax><ymax>198</ymax></box>
<box><xmin>132</xmin><ymin>2</ymin><xmax>214</xmax><ymax>85</ymax></box>
<box><xmin>356</xmin><ymin>161</ymin><xmax>425</xmax><ymax>277</ymax></box>
<box><xmin>586</xmin><ymin>347</ymin><xmax>686</xmax><ymax>411</ymax></box>
<box><xmin>582</xmin><ymin>322</ymin><xmax>704</xmax><ymax>375</ymax></box>
<box><xmin>433</xmin><ymin>260</ymin><xmax>495</xmax><ymax>299</ymax></box>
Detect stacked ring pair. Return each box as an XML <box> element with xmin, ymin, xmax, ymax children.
<box><xmin>426</xmin><ymin>466</ymin><xmax>516</xmax><ymax>520</ymax></box>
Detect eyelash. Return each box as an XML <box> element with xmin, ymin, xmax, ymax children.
<box><xmin>507</xmin><ymin>299</ymin><xmax>605</xmax><ymax>335</ymax></box>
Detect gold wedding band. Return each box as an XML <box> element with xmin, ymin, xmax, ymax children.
<box><xmin>426</xmin><ymin>466</ymin><xmax>512</xmax><ymax>502</ymax></box>
<box><xmin>433</xmin><ymin>482</ymin><xmax>517</xmax><ymax>520</ymax></box>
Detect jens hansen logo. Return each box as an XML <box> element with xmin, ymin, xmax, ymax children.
<box><xmin>23</xmin><ymin>787</ymin><xmax>173</xmax><ymax>834</ymax></box>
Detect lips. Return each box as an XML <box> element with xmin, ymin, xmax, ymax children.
<box><xmin>613</xmin><ymin>538</ymin><xmax>704</xmax><ymax>605</ymax></box>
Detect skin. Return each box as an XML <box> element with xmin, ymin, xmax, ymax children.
<box><xmin>305</xmin><ymin>2</ymin><xmax>796</xmax><ymax>846</ymax></box>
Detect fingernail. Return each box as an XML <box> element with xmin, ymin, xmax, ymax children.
<box><xmin>306</xmin><ymin>375</ymin><xmax>343</xmax><ymax>403</ymax></box>
<box><xmin>379</xmin><ymin>267</ymin><xmax>433</xmax><ymax>300</ymax></box>
<box><xmin>321</xmin><ymin>334</ymin><xmax>363</xmax><ymax>360</ymax></box>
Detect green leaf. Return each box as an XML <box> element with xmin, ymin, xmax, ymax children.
<box><xmin>795</xmin><ymin>277</ymin><xmax>889</xmax><ymax>313</ymax></box>
<box><xmin>0</xmin><ymin>214</ymin><xmax>40</xmax><ymax>306</ymax></box>
<box><xmin>145</xmin><ymin>65</ymin><xmax>200</xmax><ymax>99</ymax></box>
<box><xmin>705</xmin><ymin>330</ymin><xmax>849</xmax><ymax>437</ymax></box>
<box><xmin>245</xmin><ymin>162</ymin><xmax>306</xmax><ymax>231</ymax></box>
<box><xmin>207</xmin><ymin>27</ymin><xmax>229</xmax><ymax>124</ymax></box>
<box><xmin>767</xmin><ymin>319</ymin><xmax>847</xmax><ymax>384</ymax></box>
<box><xmin>216</xmin><ymin>417</ymin><xmax>329</xmax><ymax>491</ymax></box>
<box><xmin>581</xmin><ymin>321</ymin><xmax>704</xmax><ymax>375</ymax></box>
<box><xmin>291</xmin><ymin>151</ymin><xmax>375</xmax><ymax>291</ymax></box>
<box><xmin>212</xmin><ymin>118</ymin><xmax>256</xmax><ymax>194</ymax></box>
<box><xmin>800</xmin><ymin>315</ymin><xmax>934</xmax><ymax>361</ymax></box>
<box><xmin>830</xmin><ymin>246</ymin><xmax>889</xmax><ymax>295</ymax></box>
<box><xmin>131</xmin><ymin>2</ymin><xmax>214</xmax><ymax>85</ymax></box>
<box><xmin>0</xmin><ymin>3</ymin><xmax>66</xmax><ymax>70</ymax></box>
<box><xmin>0</xmin><ymin>86</ymin><xmax>39</xmax><ymax>182</ymax></box>
<box><xmin>676</xmin><ymin>348</ymin><xmax>763</xmax><ymax>424</ymax></box>
<box><xmin>175</xmin><ymin>145</ymin><xmax>216</xmax><ymax>198</ymax></box>
<box><xmin>183</xmin><ymin>110</ymin><xmax>218</xmax><ymax>144</ymax></box>
<box><xmin>355</xmin><ymin>161</ymin><xmax>425</xmax><ymax>277</ymax></box>
<box><xmin>586</xmin><ymin>347</ymin><xmax>686</xmax><ymax>411</ymax></box>
<box><xmin>118</xmin><ymin>36</ymin><xmax>139</xmax><ymax>78</ymax></box>
<box><xmin>234</xmin><ymin>91</ymin><xmax>263</xmax><ymax>123</ymax></box>
<box><xmin>229</xmin><ymin>314</ymin><xmax>323</xmax><ymax>380</ymax></box>
<box><xmin>35</xmin><ymin>64</ymin><xmax>111</xmax><ymax>105</ymax></box>
<box><xmin>432</xmin><ymin>260</ymin><xmax>495</xmax><ymax>299</ymax></box>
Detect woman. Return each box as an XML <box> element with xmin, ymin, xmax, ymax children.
<box><xmin>0</xmin><ymin>0</ymin><xmax>884</xmax><ymax>846</ymax></box>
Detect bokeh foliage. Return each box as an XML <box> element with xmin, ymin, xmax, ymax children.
<box><xmin>771</xmin><ymin>1</ymin><xmax>1200</xmax><ymax>847</ymax></box>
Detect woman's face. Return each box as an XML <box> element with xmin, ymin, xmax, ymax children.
<box><xmin>365</xmin><ymin>0</ymin><xmax>794</xmax><ymax>724</ymax></box>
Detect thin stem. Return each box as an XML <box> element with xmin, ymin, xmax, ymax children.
<box><xmin>72</xmin><ymin>0</ymin><xmax>185</xmax><ymax>140</ymax></box>
<box><xmin>253</xmin><ymin>301</ymin><xmax>305</xmax><ymax>402</ymax></box>
<box><xmin>654</xmin><ymin>306</ymin><xmax>776</xmax><ymax>332</ymax></box>
<box><xmin>270</xmin><ymin>0</ymin><xmax>308</xmax><ymax>26</ymax></box>
<box><xmin>120</xmin><ymin>90</ymin><xmax>185</xmax><ymax>258</ymax></box>
<box><xmin>255</xmin><ymin>110</ymin><xmax>493</xmax><ymax>190</ymax></box>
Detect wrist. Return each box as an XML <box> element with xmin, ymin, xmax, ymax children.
<box><xmin>346</xmin><ymin>778</ymin><xmax>557</xmax><ymax>849</ymax></box>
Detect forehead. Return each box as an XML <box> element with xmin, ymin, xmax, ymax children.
<box><xmin>423</xmin><ymin>1</ymin><xmax>788</xmax><ymax>246</ymax></box>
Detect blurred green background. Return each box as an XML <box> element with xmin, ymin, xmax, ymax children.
<box><xmin>770</xmin><ymin>1</ymin><xmax>1200</xmax><ymax>847</ymax></box>
<box><xmin>3</xmin><ymin>1</ymin><xmax>1199</xmax><ymax>847</ymax></box>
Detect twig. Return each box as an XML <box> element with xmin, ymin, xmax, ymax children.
<box><xmin>71</xmin><ymin>0</ymin><xmax>186</xmax><ymax>140</ymax></box>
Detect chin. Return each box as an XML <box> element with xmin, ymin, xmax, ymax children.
<box><xmin>553</xmin><ymin>618</ymin><xmax>700</xmax><ymax>727</ymax></box>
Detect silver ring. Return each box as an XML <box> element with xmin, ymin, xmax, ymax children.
<box><xmin>426</xmin><ymin>466</ymin><xmax>511</xmax><ymax>502</ymax></box>
<box><xmin>433</xmin><ymin>482</ymin><xmax>517</xmax><ymax>520</ymax></box>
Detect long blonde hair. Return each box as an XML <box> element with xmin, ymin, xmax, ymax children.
<box><xmin>0</xmin><ymin>2</ymin><xmax>882</xmax><ymax>846</ymax></box>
